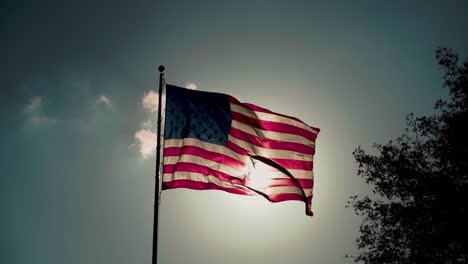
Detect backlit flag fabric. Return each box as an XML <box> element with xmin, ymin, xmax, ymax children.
<box><xmin>162</xmin><ymin>85</ymin><xmax>320</xmax><ymax>216</ymax></box>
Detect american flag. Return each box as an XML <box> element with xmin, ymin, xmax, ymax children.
<box><xmin>162</xmin><ymin>85</ymin><xmax>319</xmax><ymax>216</ymax></box>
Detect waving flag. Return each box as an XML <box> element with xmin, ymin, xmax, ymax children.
<box><xmin>162</xmin><ymin>85</ymin><xmax>319</xmax><ymax>216</ymax></box>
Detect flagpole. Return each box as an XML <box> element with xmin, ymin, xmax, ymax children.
<box><xmin>152</xmin><ymin>65</ymin><xmax>165</xmax><ymax>264</ymax></box>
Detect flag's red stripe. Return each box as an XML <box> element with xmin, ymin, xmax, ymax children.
<box><xmin>164</xmin><ymin>146</ymin><xmax>245</xmax><ymax>169</ymax></box>
<box><xmin>232</xmin><ymin>112</ymin><xmax>317</xmax><ymax>141</ymax></box>
<box><xmin>228</xmin><ymin>97</ymin><xmax>320</xmax><ymax>132</ymax></box>
<box><xmin>229</xmin><ymin>127</ymin><xmax>315</xmax><ymax>155</ymax></box>
<box><xmin>228</xmin><ymin>96</ymin><xmax>244</xmax><ymax>105</ymax></box>
<box><xmin>226</xmin><ymin>140</ymin><xmax>314</xmax><ymax>170</ymax></box>
<box><xmin>268</xmin><ymin>178</ymin><xmax>314</xmax><ymax>189</ymax></box>
<box><xmin>268</xmin><ymin>193</ymin><xmax>306</xmax><ymax>203</ymax></box>
<box><xmin>163</xmin><ymin>180</ymin><xmax>311</xmax><ymax>209</ymax></box>
<box><xmin>163</xmin><ymin>180</ymin><xmax>253</xmax><ymax>196</ymax></box>
<box><xmin>243</xmin><ymin>103</ymin><xmax>307</xmax><ymax>123</ymax></box>
<box><xmin>267</xmin><ymin>193</ymin><xmax>313</xmax><ymax>216</ymax></box>
<box><xmin>164</xmin><ymin>163</ymin><xmax>246</xmax><ymax>185</ymax></box>
<box><xmin>270</xmin><ymin>158</ymin><xmax>314</xmax><ymax>170</ymax></box>
<box><xmin>226</xmin><ymin>140</ymin><xmax>249</xmax><ymax>155</ymax></box>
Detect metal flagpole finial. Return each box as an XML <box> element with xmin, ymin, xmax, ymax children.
<box><xmin>158</xmin><ymin>65</ymin><xmax>165</xmax><ymax>73</ymax></box>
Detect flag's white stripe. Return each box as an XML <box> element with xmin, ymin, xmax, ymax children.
<box><xmin>286</xmin><ymin>169</ymin><xmax>313</xmax><ymax>180</ymax></box>
<box><xmin>232</xmin><ymin>120</ymin><xmax>315</xmax><ymax>147</ymax></box>
<box><xmin>163</xmin><ymin>172</ymin><xmax>247</xmax><ymax>190</ymax></box>
<box><xmin>230</xmin><ymin>104</ymin><xmax>318</xmax><ymax>134</ymax></box>
<box><xmin>165</xmin><ymin>153</ymin><xmax>313</xmax><ymax>180</ymax></box>
<box><xmin>164</xmin><ymin>155</ymin><xmax>247</xmax><ymax>179</ymax></box>
<box><xmin>263</xmin><ymin>186</ymin><xmax>312</xmax><ymax>196</ymax></box>
<box><xmin>228</xmin><ymin>135</ymin><xmax>313</xmax><ymax>161</ymax></box>
<box><xmin>246</xmin><ymin>167</ymin><xmax>313</xmax><ymax>180</ymax></box>
<box><xmin>164</xmin><ymin>138</ymin><xmax>249</xmax><ymax>163</ymax></box>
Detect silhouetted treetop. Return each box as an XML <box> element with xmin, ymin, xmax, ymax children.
<box><xmin>348</xmin><ymin>48</ymin><xmax>468</xmax><ymax>264</ymax></box>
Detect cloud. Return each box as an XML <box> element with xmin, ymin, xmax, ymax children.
<box><xmin>25</xmin><ymin>96</ymin><xmax>44</xmax><ymax>112</ymax></box>
<box><xmin>30</xmin><ymin>115</ymin><xmax>57</xmax><ymax>125</ymax></box>
<box><xmin>141</xmin><ymin>119</ymin><xmax>153</xmax><ymax>129</ymax></box>
<box><xmin>141</xmin><ymin>83</ymin><xmax>195</xmax><ymax>113</ymax></box>
<box><xmin>142</xmin><ymin>90</ymin><xmax>158</xmax><ymax>112</ymax></box>
<box><xmin>95</xmin><ymin>95</ymin><xmax>112</xmax><ymax>108</ymax></box>
<box><xmin>24</xmin><ymin>96</ymin><xmax>57</xmax><ymax>126</ymax></box>
<box><xmin>134</xmin><ymin>91</ymin><xmax>158</xmax><ymax>159</ymax></box>
<box><xmin>134</xmin><ymin>129</ymin><xmax>157</xmax><ymax>159</ymax></box>
<box><xmin>185</xmin><ymin>82</ymin><xmax>198</xmax><ymax>90</ymax></box>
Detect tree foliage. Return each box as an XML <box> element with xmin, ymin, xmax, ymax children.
<box><xmin>349</xmin><ymin>48</ymin><xmax>468</xmax><ymax>264</ymax></box>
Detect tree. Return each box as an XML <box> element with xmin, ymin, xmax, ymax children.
<box><xmin>348</xmin><ymin>48</ymin><xmax>468</xmax><ymax>264</ymax></box>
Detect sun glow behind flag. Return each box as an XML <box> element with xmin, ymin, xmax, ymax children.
<box><xmin>162</xmin><ymin>85</ymin><xmax>319</xmax><ymax>216</ymax></box>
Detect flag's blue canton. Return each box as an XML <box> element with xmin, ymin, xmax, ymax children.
<box><xmin>165</xmin><ymin>85</ymin><xmax>232</xmax><ymax>146</ymax></box>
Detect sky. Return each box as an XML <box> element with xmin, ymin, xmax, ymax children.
<box><xmin>1</xmin><ymin>1</ymin><xmax>468</xmax><ymax>264</ymax></box>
